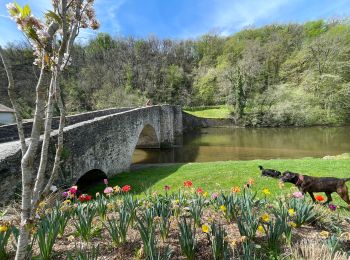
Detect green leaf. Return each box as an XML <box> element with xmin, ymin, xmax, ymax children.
<box><xmin>26</xmin><ymin>27</ymin><xmax>40</xmax><ymax>43</ymax></box>
<box><xmin>14</xmin><ymin>2</ymin><xmax>23</xmax><ymax>13</ymax></box>
<box><xmin>45</xmin><ymin>10</ymin><xmax>62</xmax><ymax>25</ymax></box>
<box><xmin>22</xmin><ymin>4</ymin><xmax>31</xmax><ymax>17</ymax></box>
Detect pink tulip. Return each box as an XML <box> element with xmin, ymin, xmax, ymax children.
<box><xmin>104</xmin><ymin>179</ymin><xmax>108</xmax><ymax>185</ymax></box>
<box><xmin>104</xmin><ymin>187</ymin><xmax>114</xmax><ymax>194</ymax></box>
<box><xmin>292</xmin><ymin>191</ymin><xmax>304</xmax><ymax>199</ymax></box>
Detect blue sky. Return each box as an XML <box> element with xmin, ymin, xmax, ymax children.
<box><xmin>0</xmin><ymin>0</ymin><xmax>350</xmax><ymax>45</ymax></box>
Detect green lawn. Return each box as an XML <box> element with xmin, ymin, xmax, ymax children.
<box><xmin>184</xmin><ymin>105</ymin><xmax>233</xmax><ymax>118</ymax></box>
<box><xmin>90</xmin><ymin>158</ymin><xmax>350</xmax><ymax>208</ymax></box>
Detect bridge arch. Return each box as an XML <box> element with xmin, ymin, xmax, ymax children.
<box><xmin>75</xmin><ymin>169</ymin><xmax>107</xmax><ymax>191</ymax></box>
<box><xmin>136</xmin><ymin>124</ymin><xmax>160</xmax><ymax>149</ymax></box>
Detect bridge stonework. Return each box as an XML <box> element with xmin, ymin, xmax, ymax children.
<box><xmin>0</xmin><ymin>105</ymin><xmax>182</xmax><ymax>204</ymax></box>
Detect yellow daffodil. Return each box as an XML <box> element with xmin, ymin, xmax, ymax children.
<box><xmin>262</xmin><ymin>188</ymin><xmax>271</xmax><ymax>196</ymax></box>
<box><xmin>319</xmin><ymin>230</ymin><xmax>330</xmax><ymax>239</ymax></box>
<box><xmin>113</xmin><ymin>186</ymin><xmax>120</xmax><ymax>192</ymax></box>
<box><xmin>63</xmin><ymin>199</ymin><xmax>71</xmax><ymax>204</ymax></box>
<box><xmin>288</xmin><ymin>221</ymin><xmax>297</xmax><ymax>228</ymax></box>
<box><xmin>261</xmin><ymin>213</ymin><xmax>270</xmax><ymax>222</ymax></box>
<box><xmin>231</xmin><ymin>186</ymin><xmax>241</xmax><ymax>193</ymax></box>
<box><xmin>257</xmin><ymin>225</ymin><xmax>265</xmax><ymax>233</ymax></box>
<box><xmin>38</xmin><ymin>201</ymin><xmax>47</xmax><ymax>208</ymax></box>
<box><xmin>288</xmin><ymin>208</ymin><xmax>296</xmax><ymax>217</ymax></box>
<box><xmin>202</xmin><ymin>224</ymin><xmax>210</xmax><ymax>233</ymax></box>
<box><xmin>231</xmin><ymin>240</ymin><xmax>237</xmax><ymax>247</ymax></box>
<box><xmin>219</xmin><ymin>205</ymin><xmax>227</xmax><ymax>212</ymax></box>
<box><xmin>203</xmin><ymin>191</ymin><xmax>208</xmax><ymax>197</ymax></box>
<box><xmin>0</xmin><ymin>225</ymin><xmax>8</xmax><ymax>232</ymax></box>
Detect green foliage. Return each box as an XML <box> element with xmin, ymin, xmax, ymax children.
<box><xmin>104</xmin><ymin>208</ymin><xmax>130</xmax><ymax>245</ymax></box>
<box><xmin>206</xmin><ymin>222</ymin><xmax>230</xmax><ymax>260</ymax></box>
<box><xmin>178</xmin><ymin>218</ymin><xmax>196</xmax><ymax>260</ymax></box>
<box><xmin>188</xmin><ymin>194</ymin><xmax>206</xmax><ymax>227</ymax></box>
<box><xmin>67</xmin><ymin>245</ymin><xmax>100</xmax><ymax>260</ymax></box>
<box><xmin>3</xmin><ymin>19</ymin><xmax>350</xmax><ymax>125</ymax></box>
<box><xmin>74</xmin><ymin>204</ymin><xmax>96</xmax><ymax>242</ymax></box>
<box><xmin>0</xmin><ymin>226</ymin><xmax>12</xmax><ymax>259</ymax></box>
<box><xmin>216</xmin><ymin>193</ymin><xmax>239</xmax><ymax>222</ymax></box>
<box><xmin>137</xmin><ymin>211</ymin><xmax>172</xmax><ymax>260</ymax></box>
<box><xmin>35</xmin><ymin>214</ymin><xmax>60</xmax><ymax>260</ymax></box>
<box><xmin>288</xmin><ymin>198</ymin><xmax>317</xmax><ymax>227</ymax></box>
<box><xmin>304</xmin><ymin>20</ymin><xmax>327</xmax><ymax>38</ymax></box>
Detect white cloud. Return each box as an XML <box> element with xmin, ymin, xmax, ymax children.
<box><xmin>211</xmin><ymin>0</ymin><xmax>300</xmax><ymax>35</ymax></box>
<box><xmin>95</xmin><ymin>0</ymin><xmax>127</xmax><ymax>35</ymax></box>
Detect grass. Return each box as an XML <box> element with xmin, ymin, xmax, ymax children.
<box><xmin>184</xmin><ymin>105</ymin><xmax>233</xmax><ymax>118</ymax></box>
<box><xmin>90</xmin><ymin>157</ymin><xmax>350</xmax><ymax>209</ymax></box>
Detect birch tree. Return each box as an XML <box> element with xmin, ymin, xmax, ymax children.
<box><xmin>0</xmin><ymin>1</ymin><xmax>99</xmax><ymax>259</ymax></box>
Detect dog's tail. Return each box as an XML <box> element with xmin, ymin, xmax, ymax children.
<box><xmin>258</xmin><ymin>165</ymin><xmax>264</xmax><ymax>170</ymax></box>
<box><xmin>343</xmin><ymin>178</ymin><xmax>350</xmax><ymax>182</ymax></box>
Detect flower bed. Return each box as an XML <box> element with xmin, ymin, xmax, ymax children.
<box><xmin>1</xmin><ymin>179</ymin><xmax>350</xmax><ymax>259</ymax></box>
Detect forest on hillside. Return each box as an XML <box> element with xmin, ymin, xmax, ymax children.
<box><xmin>1</xmin><ymin>19</ymin><xmax>350</xmax><ymax>126</ymax></box>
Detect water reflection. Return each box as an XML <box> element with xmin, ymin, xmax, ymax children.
<box><xmin>132</xmin><ymin>126</ymin><xmax>350</xmax><ymax>163</ymax></box>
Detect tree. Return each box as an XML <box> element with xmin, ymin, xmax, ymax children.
<box><xmin>0</xmin><ymin>1</ymin><xmax>99</xmax><ymax>259</ymax></box>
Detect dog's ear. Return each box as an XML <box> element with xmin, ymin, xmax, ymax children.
<box><xmin>258</xmin><ymin>165</ymin><xmax>263</xmax><ymax>170</ymax></box>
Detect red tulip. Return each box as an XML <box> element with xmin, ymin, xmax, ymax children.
<box><xmin>184</xmin><ymin>180</ymin><xmax>193</xmax><ymax>187</ymax></box>
<box><xmin>315</xmin><ymin>195</ymin><xmax>324</xmax><ymax>202</ymax></box>
<box><xmin>121</xmin><ymin>185</ymin><xmax>131</xmax><ymax>192</ymax></box>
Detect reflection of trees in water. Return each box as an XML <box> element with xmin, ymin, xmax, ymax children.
<box><xmin>132</xmin><ymin>127</ymin><xmax>350</xmax><ymax>163</ymax></box>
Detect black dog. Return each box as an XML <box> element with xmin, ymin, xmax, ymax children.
<box><xmin>281</xmin><ymin>171</ymin><xmax>350</xmax><ymax>206</ymax></box>
<box><xmin>258</xmin><ymin>165</ymin><xmax>281</xmax><ymax>178</ymax></box>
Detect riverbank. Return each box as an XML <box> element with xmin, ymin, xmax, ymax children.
<box><xmin>90</xmin><ymin>157</ymin><xmax>350</xmax><ymax>208</ymax></box>
<box><xmin>183</xmin><ymin>105</ymin><xmax>350</xmax><ymax>127</ymax></box>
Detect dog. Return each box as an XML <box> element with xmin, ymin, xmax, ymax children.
<box><xmin>258</xmin><ymin>165</ymin><xmax>281</xmax><ymax>178</ymax></box>
<box><xmin>281</xmin><ymin>171</ymin><xmax>350</xmax><ymax>206</ymax></box>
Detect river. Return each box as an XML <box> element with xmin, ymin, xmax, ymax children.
<box><xmin>132</xmin><ymin>126</ymin><xmax>350</xmax><ymax>163</ymax></box>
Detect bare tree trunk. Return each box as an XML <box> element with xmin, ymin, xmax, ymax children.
<box><xmin>43</xmin><ymin>77</ymin><xmax>66</xmax><ymax>196</ymax></box>
<box><xmin>16</xmin><ymin>58</ymin><xmax>47</xmax><ymax>260</ymax></box>
<box><xmin>0</xmin><ymin>46</ymin><xmax>27</xmax><ymax>155</ymax></box>
<box><xmin>31</xmin><ymin>73</ymin><xmax>56</xmax><ymax>210</ymax></box>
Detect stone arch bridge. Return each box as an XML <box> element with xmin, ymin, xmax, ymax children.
<box><xmin>0</xmin><ymin>105</ymin><xmax>182</xmax><ymax>203</ymax></box>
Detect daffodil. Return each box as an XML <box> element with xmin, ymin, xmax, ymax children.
<box><xmin>319</xmin><ymin>230</ymin><xmax>329</xmax><ymax>239</ymax></box>
<box><xmin>202</xmin><ymin>224</ymin><xmax>210</xmax><ymax>233</ymax></box>
<box><xmin>231</xmin><ymin>240</ymin><xmax>237</xmax><ymax>247</ymax></box>
<box><xmin>288</xmin><ymin>221</ymin><xmax>297</xmax><ymax>228</ymax></box>
<box><xmin>38</xmin><ymin>201</ymin><xmax>47</xmax><ymax>208</ymax></box>
<box><xmin>261</xmin><ymin>213</ymin><xmax>270</xmax><ymax>222</ymax></box>
<box><xmin>262</xmin><ymin>188</ymin><xmax>271</xmax><ymax>196</ymax></box>
<box><xmin>220</xmin><ymin>205</ymin><xmax>227</xmax><ymax>212</ymax></box>
<box><xmin>0</xmin><ymin>225</ymin><xmax>8</xmax><ymax>232</ymax></box>
<box><xmin>257</xmin><ymin>225</ymin><xmax>264</xmax><ymax>233</ymax></box>
<box><xmin>288</xmin><ymin>208</ymin><xmax>296</xmax><ymax>217</ymax></box>
<box><xmin>231</xmin><ymin>186</ymin><xmax>241</xmax><ymax>193</ymax></box>
<box><xmin>203</xmin><ymin>191</ymin><xmax>208</xmax><ymax>197</ymax></box>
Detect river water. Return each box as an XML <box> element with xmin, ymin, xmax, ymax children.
<box><xmin>132</xmin><ymin>126</ymin><xmax>350</xmax><ymax>164</ymax></box>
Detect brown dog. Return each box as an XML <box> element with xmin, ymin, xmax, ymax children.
<box><xmin>281</xmin><ymin>171</ymin><xmax>350</xmax><ymax>206</ymax></box>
